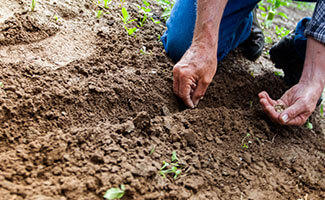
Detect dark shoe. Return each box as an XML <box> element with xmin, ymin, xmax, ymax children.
<box><xmin>269</xmin><ymin>32</ymin><xmax>323</xmax><ymax>106</ymax></box>
<box><xmin>241</xmin><ymin>8</ymin><xmax>265</xmax><ymax>61</ymax></box>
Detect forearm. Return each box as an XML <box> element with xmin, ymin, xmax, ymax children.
<box><xmin>299</xmin><ymin>37</ymin><xmax>325</xmax><ymax>93</ymax></box>
<box><xmin>192</xmin><ymin>0</ymin><xmax>228</xmax><ymax>54</ymax></box>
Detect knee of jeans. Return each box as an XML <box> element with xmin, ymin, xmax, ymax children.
<box><xmin>161</xmin><ymin>31</ymin><xmax>191</xmax><ymax>62</ymax></box>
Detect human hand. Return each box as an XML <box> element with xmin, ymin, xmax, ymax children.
<box><xmin>258</xmin><ymin>82</ymin><xmax>323</xmax><ymax>125</ymax></box>
<box><xmin>173</xmin><ymin>44</ymin><xmax>217</xmax><ymax>108</ymax></box>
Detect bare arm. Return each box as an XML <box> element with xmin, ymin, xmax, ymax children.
<box><xmin>173</xmin><ymin>0</ymin><xmax>228</xmax><ymax>108</ymax></box>
<box><xmin>259</xmin><ymin>37</ymin><xmax>325</xmax><ymax>125</ymax></box>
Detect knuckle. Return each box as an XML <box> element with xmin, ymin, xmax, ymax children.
<box><xmin>201</xmin><ymin>78</ymin><xmax>211</xmax><ymax>85</ymax></box>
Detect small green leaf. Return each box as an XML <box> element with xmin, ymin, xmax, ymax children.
<box><xmin>274</xmin><ymin>71</ymin><xmax>283</xmax><ymax>76</ymax></box>
<box><xmin>149</xmin><ymin>145</ymin><xmax>156</xmax><ymax>155</ymax></box>
<box><xmin>104</xmin><ymin>185</ymin><xmax>125</xmax><ymax>200</ymax></box>
<box><xmin>306</xmin><ymin>121</ymin><xmax>313</xmax><ymax>130</ymax></box>
<box><xmin>265</xmin><ymin>36</ymin><xmax>273</xmax><ymax>44</ymax></box>
<box><xmin>171</xmin><ymin>150</ymin><xmax>178</xmax><ymax>162</ymax></box>
<box><xmin>97</xmin><ymin>10</ymin><xmax>103</xmax><ymax>18</ymax></box>
<box><xmin>174</xmin><ymin>169</ymin><xmax>182</xmax><ymax>179</ymax></box>
<box><xmin>127</xmin><ymin>27</ymin><xmax>137</xmax><ymax>36</ymax></box>
<box><xmin>121</xmin><ymin>7</ymin><xmax>129</xmax><ymax>23</ymax></box>
<box><xmin>267</xmin><ymin>10</ymin><xmax>275</xmax><ymax>21</ymax></box>
<box><xmin>160</xmin><ymin>161</ymin><xmax>169</xmax><ymax>170</ymax></box>
<box><xmin>258</xmin><ymin>5</ymin><xmax>266</xmax><ymax>12</ymax></box>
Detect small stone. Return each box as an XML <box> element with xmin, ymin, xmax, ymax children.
<box><xmin>183</xmin><ymin>129</ymin><xmax>197</xmax><ymax>147</ymax></box>
<box><xmin>243</xmin><ymin>152</ymin><xmax>252</xmax><ymax>164</ymax></box>
<box><xmin>161</xmin><ymin>105</ymin><xmax>171</xmax><ymax>116</ymax></box>
<box><xmin>133</xmin><ymin>111</ymin><xmax>151</xmax><ymax>131</ymax></box>
<box><xmin>116</xmin><ymin>120</ymin><xmax>135</xmax><ymax>134</ymax></box>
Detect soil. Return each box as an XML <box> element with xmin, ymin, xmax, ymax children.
<box><xmin>0</xmin><ymin>1</ymin><xmax>324</xmax><ymax>200</ymax></box>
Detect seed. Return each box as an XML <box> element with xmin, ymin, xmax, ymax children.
<box><xmin>274</xmin><ymin>104</ymin><xmax>287</xmax><ymax>113</ymax></box>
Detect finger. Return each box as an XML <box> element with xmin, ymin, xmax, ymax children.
<box><xmin>279</xmin><ymin>101</ymin><xmax>310</xmax><ymax>125</ymax></box>
<box><xmin>260</xmin><ymin>99</ymin><xmax>280</xmax><ymax>122</ymax></box>
<box><xmin>192</xmin><ymin>78</ymin><xmax>210</xmax><ymax>106</ymax></box>
<box><xmin>173</xmin><ymin>68</ymin><xmax>180</xmax><ymax>96</ymax></box>
<box><xmin>178</xmin><ymin>78</ymin><xmax>195</xmax><ymax>108</ymax></box>
<box><xmin>258</xmin><ymin>91</ymin><xmax>277</xmax><ymax>106</ymax></box>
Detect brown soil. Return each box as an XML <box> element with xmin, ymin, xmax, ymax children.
<box><xmin>0</xmin><ymin>1</ymin><xmax>324</xmax><ymax>200</ymax></box>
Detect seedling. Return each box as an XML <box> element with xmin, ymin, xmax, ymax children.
<box><xmin>31</xmin><ymin>0</ymin><xmax>36</xmax><ymax>12</ymax></box>
<box><xmin>103</xmin><ymin>0</ymin><xmax>111</xmax><ymax>8</ymax></box>
<box><xmin>149</xmin><ymin>145</ymin><xmax>156</xmax><ymax>155</ymax></box>
<box><xmin>155</xmin><ymin>0</ymin><xmax>175</xmax><ymax>21</ymax></box>
<box><xmin>53</xmin><ymin>15</ymin><xmax>59</xmax><ymax>21</ymax></box>
<box><xmin>159</xmin><ymin>151</ymin><xmax>182</xmax><ymax>180</ymax></box>
<box><xmin>104</xmin><ymin>184</ymin><xmax>125</xmax><ymax>200</ymax></box>
<box><xmin>140</xmin><ymin>46</ymin><xmax>149</xmax><ymax>55</ymax></box>
<box><xmin>121</xmin><ymin>7</ymin><xmax>137</xmax><ymax>36</ymax></box>
<box><xmin>241</xmin><ymin>133</ymin><xmax>252</xmax><ymax>149</ymax></box>
<box><xmin>97</xmin><ymin>10</ymin><xmax>103</xmax><ymax>18</ymax></box>
<box><xmin>171</xmin><ymin>150</ymin><xmax>178</xmax><ymax>162</ymax></box>
<box><xmin>306</xmin><ymin>120</ymin><xmax>313</xmax><ymax>130</ymax></box>
<box><xmin>274</xmin><ymin>71</ymin><xmax>283</xmax><ymax>77</ymax></box>
<box><xmin>275</xmin><ymin>25</ymin><xmax>290</xmax><ymax>38</ymax></box>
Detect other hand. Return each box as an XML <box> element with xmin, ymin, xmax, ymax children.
<box><xmin>258</xmin><ymin>82</ymin><xmax>322</xmax><ymax>125</ymax></box>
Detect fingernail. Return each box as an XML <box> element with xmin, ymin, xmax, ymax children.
<box><xmin>281</xmin><ymin>114</ymin><xmax>288</xmax><ymax>123</ymax></box>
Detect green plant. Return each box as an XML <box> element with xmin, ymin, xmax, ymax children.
<box><xmin>241</xmin><ymin>133</ymin><xmax>252</xmax><ymax>149</ymax></box>
<box><xmin>121</xmin><ymin>7</ymin><xmax>137</xmax><ymax>36</ymax></box>
<box><xmin>306</xmin><ymin>120</ymin><xmax>313</xmax><ymax>130</ymax></box>
<box><xmin>103</xmin><ymin>0</ymin><xmax>111</xmax><ymax>8</ymax></box>
<box><xmin>159</xmin><ymin>151</ymin><xmax>182</xmax><ymax>180</ymax></box>
<box><xmin>104</xmin><ymin>184</ymin><xmax>125</xmax><ymax>200</ymax></box>
<box><xmin>53</xmin><ymin>15</ymin><xmax>59</xmax><ymax>21</ymax></box>
<box><xmin>155</xmin><ymin>0</ymin><xmax>175</xmax><ymax>21</ymax></box>
<box><xmin>149</xmin><ymin>145</ymin><xmax>156</xmax><ymax>154</ymax></box>
<box><xmin>258</xmin><ymin>0</ymin><xmax>290</xmax><ymax>28</ymax></box>
<box><xmin>274</xmin><ymin>71</ymin><xmax>283</xmax><ymax>77</ymax></box>
<box><xmin>31</xmin><ymin>0</ymin><xmax>36</xmax><ymax>11</ymax></box>
<box><xmin>275</xmin><ymin>25</ymin><xmax>290</xmax><ymax>38</ymax></box>
<box><xmin>97</xmin><ymin>10</ymin><xmax>103</xmax><ymax>18</ymax></box>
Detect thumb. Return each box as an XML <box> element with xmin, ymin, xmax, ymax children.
<box><xmin>279</xmin><ymin>101</ymin><xmax>306</xmax><ymax>125</ymax></box>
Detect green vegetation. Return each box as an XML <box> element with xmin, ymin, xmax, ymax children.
<box><xmin>155</xmin><ymin>0</ymin><xmax>174</xmax><ymax>21</ymax></box>
<box><xmin>160</xmin><ymin>151</ymin><xmax>182</xmax><ymax>180</ymax></box>
<box><xmin>31</xmin><ymin>0</ymin><xmax>36</xmax><ymax>12</ymax></box>
<box><xmin>104</xmin><ymin>184</ymin><xmax>125</xmax><ymax>200</ymax></box>
<box><xmin>103</xmin><ymin>0</ymin><xmax>111</xmax><ymax>8</ymax></box>
<box><xmin>97</xmin><ymin>10</ymin><xmax>104</xmax><ymax>18</ymax></box>
<box><xmin>258</xmin><ymin>0</ymin><xmax>315</xmax><ymax>44</ymax></box>
<box><xmin>149</xmin><ymin>145</ymin><xmax>156</xmax><ymax>154</ymax></box>
<box><xmin>120</xmin><ymin>7</ymin><xmax>137</xmax><ymax>36</ymax></box>
<box><xmin>274</xmin><ymin>71</ymin><xmax>283</xmax><ymax>77</ymax></box>
<box><xmin>306</xmin><ymin>120</ymin><xmax>313</xmax><ymax>130</ymax></box>
<box><xmin>241</xmin><ymin>133</ymin><xmax>252</xmax><ymax>149</ymax></box>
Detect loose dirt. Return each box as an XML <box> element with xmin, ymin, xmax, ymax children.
<box><xmin>0</xmin><ymin>0</ymin><xmax>324</xmax><ymax>200</ymax></box>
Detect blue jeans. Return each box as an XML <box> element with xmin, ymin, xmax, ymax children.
<box><xmin>161</xmin><ymin>0</ymin><xmax>314</xmax><ymax>63</ymax></box>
